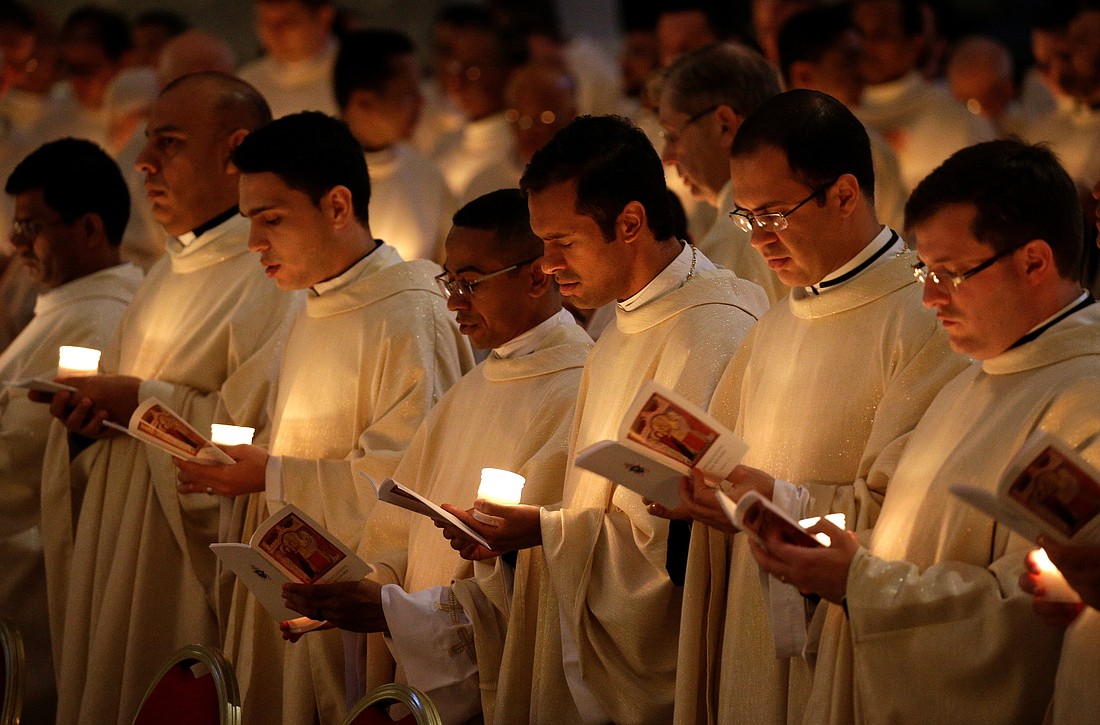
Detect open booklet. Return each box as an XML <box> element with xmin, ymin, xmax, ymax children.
<box><xmin>717</xmin><ymin>490</ymin><xmax>827</xmax><ymax>548</ymax></box>
<box><xmin>210</xmin><ymin>504</ymin><xmax>372</xmax><ymax>626</ymax></box>
<box><xmin>950</xmin><ymin>431</ymin><xmax>1100</xmax><ymax>545</ymax></box>
<box><xmin>101</xmin><ymin>397</ymin><xmax>235</xmax><ymax>465</ymax></box>
<box><xmin>361</xmin><ymin>472</ymin><xmax>492</xmax><ymax>550</ymax></box>
<box><xmin>2</xmin><ymin>377</ymin><xmax>78</xmax><ymax>394</ymax></box>
<box><xmin>573</xmin><ymin>380</ymin><xmax>748</xmax><ymax>509</ymax></box>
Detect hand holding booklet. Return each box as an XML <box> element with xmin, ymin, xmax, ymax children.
<box><xmin>210</xmin><ymin>504</ymin><xmax>372</xmax><ymax>626</ymax></box>
<box><xmin>360</xmin><ymin>472</ymin><xmax>492</xmax><ymax>549</ymax></box>
<box><xmin>717</xmin><ymin>490</ymin><xmax>828</xmax><ymax>548</ymax></box>
<box><xmin>573</xmin><ymin>381</ymin><xmax>749</xmax><ymax>509</ymax></box>
<box><xmin>102</xmin><ymin>397</ymin><xmax>235</xmax><ymax>465</ymax></box>
<box><xmin>950</xmin><ymin>431</ymin><xmax>1100</xmax><ymax>545</ymax></box>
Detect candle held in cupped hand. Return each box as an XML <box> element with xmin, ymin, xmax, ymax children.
<box><xmin>210</xmin><ymin>424</ymin><xmax>255</xmax><ymax>446</ymax></box>
<box><xmin>474</xmin><ymin>468</ymin><xmax>525</xmax><ymax>525</ymax></box>
<box><xmin>57</xmin><ymin>346</ymin><xmax>101</xmax><ymax>378</ymax></box>
<box><xmin>1030</xmin><ymin>547</ymin><xmax>1081</xmax><ymax>603</ymax></box>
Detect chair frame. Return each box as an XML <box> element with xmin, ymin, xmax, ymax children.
<box><xmin>343</xmin><ymin>682</ymin><xmax>443</xmax><ymax>725</ymax></box>
<box><xmin>0</xmin><ymin>618</ymin><xmax>24</xmax><ymax>725</ymax></box>
<box><xmin>131</xmin><ymin>644</ymin><xmax>241</xmax><ymax>725</ymax></box>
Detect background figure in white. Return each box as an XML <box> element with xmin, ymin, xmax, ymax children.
<box><xmin>336</xmin><ymin>29</ymin><xmax>453</xmax><ymax>263</ymax></box>
<box><xmin>851</xmin><ymin>0</ymin><xmax>994</xmax><ymax>191</ymax></box>
<box><xmin>1020</xmin><ymin>2</ymin><xmax>1076</xmax><ymax>118</ymax></box>
<box><xmin>237</xmin><ymin>0</ymin><xmax>339</xmax><ymax>118</ymax></box>
<box><xmin>946</xmin><ymin>36</ymin><xmax>1031</xmax><ymax>137</ymax></box>
<box><xmin>410</xmin><ymin>4</ymin><xmax>472</xmax><ymax>159</ymax></box>
<box><xmin>0</xmin><ymin>138</ymin><xmax>143</xmax><ymax>725</ymax></box>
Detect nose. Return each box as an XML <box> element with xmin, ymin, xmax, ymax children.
<box><xmin>660</xmin><ymin>139</ymin><xmax>676</xmax><ymax>165</ymax></box>
<box><xmin>920</xmin><ymin>279</ymin><xmax>949</xmax><ymax>309</ymax></box>
<box><xmin>446</xmin><ymin>291</ymin><xmax>469</xmax><ymax>312</ymax></box>
<box><xmin>748</xmin><ymin>226</ymin><xmax>775</xmax><ymax>250</ymax></box>
<box><xmin>541</xmin><ymin>247</ymin><xmax>565</xmax><ymax>274</ymax></box>
<box><xmin>134</xmin><ymin>143</ymin><xmax>157</xmax><ymax>175</ymax></box>
<box><xmin>246</xmin><ymin>224</ymin><xmax>267</xmax><ymax>253</ymax></box>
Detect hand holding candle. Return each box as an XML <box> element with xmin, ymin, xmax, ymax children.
<box><xmin>474</xmin><ymin>468</ymin><xmax>525</xmax><ymax>525</ymax></box>
<box><xmin>1029</xmin><ymin>547</ymin><xmax>1082</xmax><ymax>604</ymax></box>
<box><xmin>210</xmin><ymin>424</ymin><xmax>255</xmax><ymax>446</ymax></box>
<box><xmin>57</xmin><ymin>346</ymin><xmax>101</xmax><ymax>378</ymax></box>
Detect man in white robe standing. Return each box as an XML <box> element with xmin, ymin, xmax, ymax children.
<box><xmin>280</xmin><ymin>188</ymin><xmax>592</xmax><ymax>723</ymax></box>
<box><xmin>0</xmin><ymin>138</ymin><xmax>143</xmax><ymax>724</ymax></box>
<box><xmin>335</xmin><ymin>29</ymin><xmax>454</xmax><ymax>264</ymax></box>
<box><xmin>664</xmin><ymin>89</ymin><xmax>965</xmax><ymax>725</ymax></box>
<box><xmin>35</xmin><ymin>72</ymin><xmax>297</xmax><ymax>725</ymax></box>
<box><xmin>755</xmin><ymin>139</ymin><xmax>1099</xmax><ymax>724</ymax></box>
<box><xmin>174</xmin><ymin>111</ymin><xmax>473</xmax><ymax>725</ymax></box>
<box><xmin>657</xmin><ymin>42</ymin><xmax>786</xmax><ymax>301</ymax></box>
<box><xmin>438</xmin><ymin>114</ymin><xmax>770</xmax><ymax>723</ymax></box>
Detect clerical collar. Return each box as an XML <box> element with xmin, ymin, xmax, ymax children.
<box><xmin>310</xmin><ymin>242</ymin><xmax>383</xmax><ymax>296</ymax></box>
<box><xmin>806</xmin><ymin>226</ymin><xmax>901</xmax><ymax>296</ymax></box>
<box><xmin>492</xmin><ymin>308</ymin><xmax>576</xmax><ymax>360</ymax></box>
<box><xmin>618</xmin><ymin>242</ymin><xmax>715</xmax><ymax>312</ymax></box>
<box><xmin>862</xmin><ymin>71</ymin><xmax>922</xmax><ymax>106</ymax></box>
<box><xmin>1008</xmin><ymin>290</ymin><xmax>1095</xmax><ymax>350</ymax></box>
<box><xmin>176</xmin><ymin>207</ymin><xmax>239</xmax><ymax>246</ymax></box>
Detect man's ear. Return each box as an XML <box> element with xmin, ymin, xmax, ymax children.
<box><xmin>323</xmin><ymin>185</ymin><xmax>355</xmax><ymax>228</ymax></box>
<box><xmin>832</xmin><ymin>173</ymin><xmax>862</xmax><ymax>218</ymax></box>
<box><xmin>527</xmin><ymin>257</ymin><xmax>553</xmax><ymax>298</ymax></box>
<box><xmin>224</xmin><ymin>128</ymin><xmax>249</xmax><ymax>174</ymax></box>
<box><xmin>1019</xmin><ymin>239</ymin><xmax>1057</xmax><ymax>285</ymax></box>
<box><xmin>617</xmin><ymin>201</ymin><xmax>647</xmax><ymax>244</ymax></box>
<box><xmin>79</xmin><ymin>212</ymin><xmax>108</xmax><ymax>248</ymax></box>
<box><xmin>714</xmin><ymin>104</ymin><xmax>743</xmax><ymax>150</ymax></box>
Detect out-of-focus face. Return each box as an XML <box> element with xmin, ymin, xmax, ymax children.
<box><xmin>10</xmin><ymin>189</ymin><xmax>83</xmax><ymax>289</ymax></box>
<box><xmin>657</xmin><ymin>94</ymin><xmax>729</xmax><ymax>206</ymax></box>
<box><xmin>620</xmin><ymin>29</ymin><xmax>659</xmax><ymax>98</ymax></box>
<box><xmin>656</xmin><ymin>10</ymin><xmax>716</xmax><ymax>68</ymax></box>
<box><xmin>752</xmin><ymin>0</ymin><xmax>815</xmax><ymax>63</ymax></box>
<box><xmin>797</xmin><ymin>29</ymin><xmax>865</xmax><ymax>108</ymax></box>
<box><xmin>134</xmin><ymin>83</ymin><xmax>235</xmax><ymax>236</ymax></box>
<box><xmin>132</xmin><ymin>22</ymin><xmax>175</xmax><ymax>68</ymax></box>
<box><xmin>529</xmin><ymin>180</ymin><xmax>632</xmax><ymax>309</ymax></box>
<box><xmin>913</xmin><ymin>202</ymin><xmax>1029</xmax><ymax>359</ymax></box>
<box><xmin>729</xmin><ymin>145</ymin><xmax>847</xmax><ymax>287</ymax></box>
<box><xmin>440</xmin><ymin>27</ymin><xmax>508</xmax><ymax>121</ymax></box>
<box><xmin>504</xmin><ymin>67</ymin><xmax>576</xmax><ymax>163</ymax></box>
<box><xmin>1060</xmin><ymin>10</ymin><xmax>1100</xmax><ymax>106</ymax></box>
<box><xmin>240</xmin><ymin>170</ymin><xmax>345</xmax><ymax>290</ymax></box>
<box><xmin>440</xmin><ymin>225</ymin><xmax>539</xmax><ymax>349</ymax></box>
<box><xmin>59</xmin><ymin>36</ymin><xmax>118</xmax><ymax>109</ymax></box>
<box><xmin>343</xmin><ymin>53</ymin><xmax>423</xmax><ymax>150</ymax></box>
<box><xmin>1032</xmin><ymin>28</ymin><xmax>1069</xmax><ymax>98</ymax></box>
<box><xmin>852</xmin><ymin>0</ymin><xmax>920</xmax><ymax>86</ymax></box>
<box><xmin>255</xmin><ymin>0</ymin><xmax>333</xmax><ymax>64</ymax></box>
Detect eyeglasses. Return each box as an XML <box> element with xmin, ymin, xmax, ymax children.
<box><xmin>434</xmin><ymin>256</ymin><xmax>541</xmax><ymax>299</ymax></box>
<box><xmin>659</xmin><ymin>104</ymin><xmax>720</xmax><ymax>143</ymax></box>
<box><xmin>728</xmin><ymin>179</ymin><xmax>838</xmax><ymax>234</ymax></box>
<box><xmin>11</xmin><ymin>217</ymin><xmax>67</xmax><ymax>241</ymax></box>
<box><xmin>912</xmin><ymin>246</ymin><xmax>1018</xmax><ymax>290</ymax></box>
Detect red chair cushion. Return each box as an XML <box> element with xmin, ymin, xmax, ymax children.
<box><xmin>133</xmin><ymin>660</ymin><xmax>221</xmax><ymax>725</ymax></box>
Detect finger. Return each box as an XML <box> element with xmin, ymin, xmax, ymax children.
<box><xmin>48</xmin><ymin>390</ymin><xmax>72</xmax><ymax>418</ymax></box>
<box><xmin>75</xmin><ymin>409</ymin><xmax>109</xmax><ymax>438</ymax></box>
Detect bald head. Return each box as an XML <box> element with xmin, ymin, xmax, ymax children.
<box><xmin>157</xmin><ymin>30</ymin><xmax>236</xmax><ymax>87</ymax></box>
<box><xmin>946</xmin><ymin>35</ymin><xmax>1015</xmax><ymax>120</ymax></box>
<box><xmin>505</xmin><ymin>63</ymin><xmax>577</xmax><ymax>162</ymax></box>
<box><xmin>161</xmin><ymin>71</ymin><xmax>272</xmax><ymax>134</ymax></box>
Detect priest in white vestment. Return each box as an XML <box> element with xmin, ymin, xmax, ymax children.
<box><xmin>754</xmin><ymin>140</ymin><xmax>1097</xmax><ymax>724</ymax></box>
<box><xmin>657</xmin><ymin>43</ymin><xmax>787</xmax><ymax>302</ymax></box>
<box><xmin>280</xmin><ymin>189</ymin><xmax>592</xmax><ymax>724</ymax></box>
<box><xmin>0</xmin><ymin>138</ymin><xmax>143</xmax><ymax>724</ymax></box>
<box><xmin>335</xmin><ymin>30</ymin><xmax>454</xmax><ymax>263</ymax></box>
<box><xmin>173</xmin><ymin>112</ymin><xmax>473</xmax><ymax>725</ymax></box>
<box><xmin>431</xmin><ymin>116</ymin><xmax>769</xmax><ymax>724</ymax></box>
<box><xmin>237</xmin><ymin>0</ymin><xmax>339</xmax><ymax>118</ymax></box>
<box><xmin>667</xmin><ymin>90</ymin><xmax>965</xmax><ymax>725</ymax></box>
<box><xmin>35</xmin><ymin>74</ymin><xmax>297</xmax><ymax>725</ymax></box>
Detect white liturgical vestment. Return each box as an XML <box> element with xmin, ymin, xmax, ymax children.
<box><xmin>39</xmin><ymin>214</ymin><xmax>297</xmax><ymax>725</ymax></box>
<box><xmin>225</xmin><ymin>243</ymin><xmax>473</xmax><ymax>725</ymax></box>
<box><xmin>0</xmin><ymin>263</ymin><xmax>142</xmax><ymax>723</ymax></box>
<box><xmin>488</xmin><ymin>247</ymin><xmax>768</xmax><ymax>724</ymax></box>
<box><xmin>433</xmin><ymin>113</ymin><xmax>517</xmax><ymax>206</ymax></box>
<box><xmin>674</xmin><ymin>238</ymin><xmax>966</xmax><ymax>725</ymax></box>
<box><xmin>1025</xmin><ymin>104</ymin><xmax>1100</xmax><ymax>193</ymax></box>
<box><xmin>238</xmin><ymin>40</ymin><xmax>339</xmax><ymax>119</ymax></box>
<box><xmin>805</xmin><ymin>303</ymin><xmax>1100</xmax><ymax>725</ymax></box>
<box><xmin>364</xmin><ymin>144</ymin><xmax>455</xmax><ymax>263</ymax></box>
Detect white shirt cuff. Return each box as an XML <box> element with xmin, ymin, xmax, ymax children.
<box><xmin>265</xmin><ymin>454</ymin><xmax>284</xmax><ymax>511</ymax></box>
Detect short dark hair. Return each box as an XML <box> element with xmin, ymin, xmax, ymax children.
<box><xmin>134</xmin><ymin>10</ymin><xmax>189</xmax><ymax>36</ymax></box>
<box><xmin>0</xmin><ymin>0</ymin><xmax>35</xmax><ymax>33</ymax></box>
<box><xmin>521</xmin><ymin>115</ymin><xmax>674</xmax><ymax>241</ymax></box>
<box><xmin>452</xmin><ymin>188</ymin><xmax>542</xmax><ymax>260</ymax></box>
<box><xmin>333</xmin><ymin>29</ymin><xmax>416</xmax><ymax>110</ymax></box>
<box><xmin>6</xmin><ymin>138</ymin><xmax>130</xmax><ymax>246</ymax></box>
<box><xmin>855</xmin><ymin>0</ymin><xmax>922</xmax><ymax>38</ymax></box>
<box><xmin>232</xmin><ymin>111</ymin><xmax>371</xmax><ymax>225</ymax></box>
<box><xmin>905</xmin><ymin>139</ymin><xmax>1083</xmax><ymax>282</ymax></box>
<box><xmin>662</xmin><ymin>42</ymin><xmax>780</xmax><ymax>119</ymax></box>
<box><xmin>778</xmin><ymin>5</ymin><xmax>854</xmax><ymax>83</ymax></box>
<box><xmin>731</xmin><ymin>89</ymin><xmax>875</xmax><ymax>201</ymax></box>
<box><xmin>62</xmin><ymin>6</ymin><xmax>132</xmax><ymax>62</ymax></box>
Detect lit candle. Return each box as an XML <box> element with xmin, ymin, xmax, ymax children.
<box><xmin>57</xmin><ymin>346</ymin><xmax>101</xmax><ymax>378</ymax></box>
<box><xmin>473</xmin><ymin>468</ymin><xmax>525</xmax><ymax>525</ymax></box>
<box><xmin>1030</xmin><ymin>548</ymin><xmax>1081</xmax><ymax>604</ymax></box>
<box><xmin>210</xmin><ymin>424</ymin><xmax>255</xmax><ymax>446</ymax></box>
<box><xmin>799</xmin><ymin>512</ymin><xmax>847</xmax><ymax>547</ymax></box>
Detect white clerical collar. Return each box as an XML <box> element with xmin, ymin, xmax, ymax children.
<box><xmin>805</xmin><ymin>226</ymin><xmax>901</xmax><ymax>296</ymax></box>
<box><xmin>310</xmin><ymin>242</ymin><xmax>385</xmax><ymax>296</ymax></box>
<box><xmin>175</xmin><ymin>207</ymin><xmax>239</xmax><ymax>247</ymax></box>
<box><xmin>862</xmin><ymin>71</ymin><xmax>922</xmax><ymax>106</ymax></box>
<box><xmin>618</xmin><ymin>242</ymin><xmax>716</xmax><ymax>312</ymax></box>
<box><xmin>492</xmin><ymin>308</ymin><xmax>576</xmax><ymax>359</ymax></box>
<box><xmin>1010</xmin><ymin>290</ymin><xmax>1093</xmax><ymax>349</ymax></box>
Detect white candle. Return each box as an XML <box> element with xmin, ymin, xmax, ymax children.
<box><xmin>1030</xmin><ymin>548</ymin><xmax>1081</xmax><ymax>604</ymax></box>
<box><xmin>799</xmin><ymin>512</ymin><xmax>847</xmax><ymax>547</ymax></box>
<box><xmin>473</xmin><ymin>468</ymin><xmax>525</xmax><ymax>525</ymax></box>
<box><xmin>210</xmin><ymin>424</ymin><xmax>255</xmax><ymax>446</ymax></box>
<box><xmin>57</xmin><ymin>346</ymin><xmax>101</xmax><ymax>378</ymax></box>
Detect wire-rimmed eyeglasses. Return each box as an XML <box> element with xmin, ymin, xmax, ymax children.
<box><xmin>912</xmin><ymin>246</ymin><xmax>1019</xmax><ymax>290</ymax></box>
<box><xmin>434</xmin><ymin>256</ymin><xmax>541</xmax><ymax>299</ymax></box>
<box><xmin>728</xmin><ymin>178</ymin><xmax>839</xmax><ymax>234</ymax></box>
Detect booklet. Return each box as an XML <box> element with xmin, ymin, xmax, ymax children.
<box><xmin>2</xmin><ymin>377</ymin><xmax>78</xmax><ymax>394</ymax></box>
<box><xmin>361</xmin><ymin>472</ymin><xmax>492</xmax><ymax>550</ymax></box>
<box><xmin>950</xmin><ymin>431</ymin><xmax>1100</xmax><ymax>545</ymax></box>
<box><xmin>211</xmin><ymin>504</ymin><xmax>372</xmax><ymax>625</ymax></box>
<box><xmin>573</xmin><ymin>381</ymin><xmax>748</xmax><ymax>509</ymax></box>
<box><xmin>102</xmin><ymin>397</ymin><xmax>235</xmax><ymax>465</ymax></box>
<box><xmin>718</xmin><ymin>490</ymin><xmax>826</xmax><ymax>548</ymax></box>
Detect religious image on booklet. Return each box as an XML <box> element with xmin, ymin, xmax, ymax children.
<box><xmin>950</xmin><ymin>431</ymin><xmax>1100</xmax><ymax>544</ymax></box>
<box><xmin>718</xmin><ymin>490</ymin><xmax>825</xmax><ymax>549</ymax></box>
<box><xmin>574</xmin><ymin>381</ymin><xmax>748</xmax><ymax>509</ymax></box>
<box><xmin>210</xmin><ymin>504</ymin><xmax>372</xmax><ymax>627</ymax></box>
<box><xmin>102</xmin><ymin>397</ymin><xmax>235</xmax><ymax>465</ymax></box>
